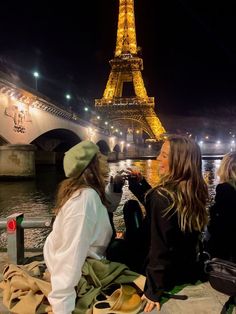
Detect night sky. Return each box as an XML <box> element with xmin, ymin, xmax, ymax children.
<box><xmin>0</xmin><ymin>0</ymin><xmax>235</xmax><ymax>117</ymax></box>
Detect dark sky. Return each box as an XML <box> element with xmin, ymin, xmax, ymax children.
<box><xmin>0</xmin><ymin>0</ymin><xmax>235</xmax><ymax>116</ymax></box>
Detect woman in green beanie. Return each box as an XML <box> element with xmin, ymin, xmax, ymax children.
<box><xmin>43</xmin><ymin>140</ymin><xmax>113</xmax><ymax>314</ymax></box>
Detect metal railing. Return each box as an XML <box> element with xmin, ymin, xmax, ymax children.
<box><xmin>0</xmin><ymin>213</ymin><xmax>53</xmax><ymax>264</ymax></box>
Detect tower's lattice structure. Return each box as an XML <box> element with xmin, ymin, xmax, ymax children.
<box><xmin>95</xmin><ymin>0</ymin><xmax>165</xmax><ymax>141</ymax></box>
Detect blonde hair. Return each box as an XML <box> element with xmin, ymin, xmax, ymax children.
<box><xmin>54</xmin><ymin>154</ymin><xmax>107</xmax><ymax>214</ymax></box>
<box><xmin>217</xmin><ymin>151</ymin><xmax>236</xmax><ymax>189</ymax></box>
<box><xmin>149</xmin><ymin>134</ymin><xmax>208</xmax><ymax>232</ymax></box>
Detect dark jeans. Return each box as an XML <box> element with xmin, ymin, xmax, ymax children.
<box><xmin>106</xmin><ymin>200</ymin><xmax>146</xmax><ymax>273</ymax></box>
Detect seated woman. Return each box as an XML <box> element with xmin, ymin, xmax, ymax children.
<box><xmin>206</xmin><ymin>151</ymin><xmax>236</xmax><ymax>263</ymax></box>
<box><xmin>121</xmin><ymin>134</ymin><xmax>209</xmax><ymax>312</ymax></box>
<box><xmin>43</xmin><ymin>140</ymin><xmax>113</xmax><ymax>313</ymax></box>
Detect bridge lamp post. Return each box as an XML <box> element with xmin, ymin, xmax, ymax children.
<box><xmin>65</xmin><ymin>94</ymin><xmax>71</xmax><ymax>109</ymax></box>
<box><xmin>230</xmin><ymin>140</ymin><xmax>235</xmax><ymax>152</ymax></box>
<box><xmin>120</xmin><ymin>141</ymin><xmax>125</xmax><ymax>152</ymax></box>
<box><xmin>33</xmin><ymin>72</ymin><xmax>39</xmax><ymax>91</ymax></box>
<box><xmin>65</xmin><ymin>94</ymin><xmax>71</xmax><ymax>101</ymax></box>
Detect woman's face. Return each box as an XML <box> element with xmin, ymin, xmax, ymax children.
<box><xmin>156</xmin><ymin>141</ymin><xmax>170</xmax><ymax>176</ymax></box>
<box><xmin>98</xmin><ymin>152</ymin><xmax>109</xmax><ymax>177</ymax></box>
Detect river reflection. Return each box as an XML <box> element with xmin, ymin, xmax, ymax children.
<box><xmin>0</xmin><ymin>159</ymin><xmax>221</xmax><ymax>249</ymax></box>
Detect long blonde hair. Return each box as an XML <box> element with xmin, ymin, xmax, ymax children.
<box><xmin>217</xmin><ymin>151</ymin><xmax>236</xmax><ymax>189</ymax></box>
<box><xmin>54</xmin><ymin>154</ymin><xmax>107</xmax><ymax>214</ymax></box>
<box><xmin>150</xmin><ymin>134</ymin><xmax>208</xmax><ymax>232</ymax></box>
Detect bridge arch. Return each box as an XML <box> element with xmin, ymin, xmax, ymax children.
<box><xmin>113</xmin><ymin>144</ymin><xmax>121</xmax><ymax>153</ymax></box>
<box><xmin>30</xmin><ymin>129</ymin><xmax>82</xmax><ymax>165</ymax></box>
<box><xmin>31</xmin><ymin>129</ymin><xmax>81</xmax><ymax>152</ymax></box>
<box><xmin>96</xmin><ymin>140</ymin><xmax>110</xmax><ymax>155</ymax></box>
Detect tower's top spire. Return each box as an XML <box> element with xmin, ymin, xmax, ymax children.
<box><xmin>115</xmin><ymin>0</ymin><xmax>138</xmax><ymax>57</ymax></box>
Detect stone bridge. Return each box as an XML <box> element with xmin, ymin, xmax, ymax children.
<box><xmin>0</xmin><ymin>72</ymin><xmax>150</xmax><ymax>178</ymax></box>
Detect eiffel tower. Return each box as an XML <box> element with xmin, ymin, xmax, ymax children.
<box><xmin>95</xmin><ymin>0</ymin><xmax>165</xmax><ymax>141</ymax></box>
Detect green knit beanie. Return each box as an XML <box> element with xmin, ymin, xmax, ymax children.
<box><xmin>63</xmin><ymin>140</ymin><xmax>99</xmax><ymax>178</ymax></box>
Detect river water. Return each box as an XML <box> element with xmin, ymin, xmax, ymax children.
<box><xmin>0</xmin><ymin>158</ymin><xmax>221</xmax><ymax>249</ymax></box>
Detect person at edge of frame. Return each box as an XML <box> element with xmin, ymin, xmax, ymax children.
<box><xmin>206</xmin><ymin>151</ymin><xmax>236</xmax><ymax>263</ymax></box>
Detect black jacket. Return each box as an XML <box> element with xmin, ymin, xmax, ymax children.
<box><xmin>207</xmin><ymin>182</ymin><xmax>236</xmax><ymax>262</ymax></box>
<box><xmin>129</xmin><ymin>178</ymin><xmax>200</xmax><ymax>302</ymax></box>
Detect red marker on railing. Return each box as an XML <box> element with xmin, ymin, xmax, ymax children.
<box><xmin>7</xmin><ymin>219</ymin><xmax>17</xmax><ymax>233</ymax></box>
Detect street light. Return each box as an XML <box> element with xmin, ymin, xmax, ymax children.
<box><xmin>65</xmin><ymin>94</ymin><xmax>72</xmax><ymax>110</ymax></box>
<box><xmin>33</xmin><ymin>72</ymin><xmax>39</xmax><ymax>91</ymax></box>
<box><xmin>65</xmin><ymin>94</ymin><xmax>71</xmax><ymax>100</ymax></box>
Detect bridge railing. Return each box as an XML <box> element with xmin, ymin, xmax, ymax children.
<box><xmin>0</xmin><ymin>213</ymin><xmax>53</xmax><ymax>264</ymax></box>
<box><xmin>0</xmin><ymin>73</ymin><xmax>115</xmax><ymax>137</ymax></box>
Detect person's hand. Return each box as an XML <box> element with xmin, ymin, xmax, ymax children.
<box><xmin>125</xmin><ymin>167</ymin><xmax>143</xmax><ymax>182</ymax></box>
<box><xmin>141</xmin><ymin>294</ymin><xmax>160</xmax><ymax>312</ymax></box>
<box><xmin>113</xmin><ymin>173</ymin><xmax>125</xmax><ymax>185</ymax></box>
<box><xmin>110</xmin><ymin>172</ymin><xmax>125</xmax><ymax>193</ymax></box>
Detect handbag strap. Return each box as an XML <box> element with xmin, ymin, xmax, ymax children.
<box><xmin>197</xmin><ymin>232</ymin><xmax>211</xmax><ymax>263</ymax></box>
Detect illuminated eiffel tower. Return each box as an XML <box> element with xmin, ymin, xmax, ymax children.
<box><xmin>95</xmin><ymin>0</ymin><xmax>165</xmax><ymax>141</ymax></box>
